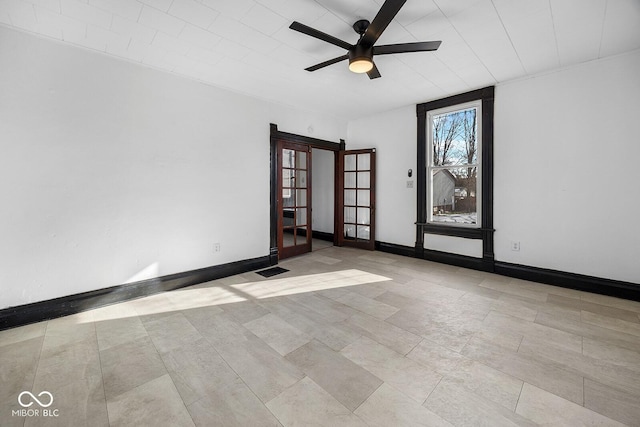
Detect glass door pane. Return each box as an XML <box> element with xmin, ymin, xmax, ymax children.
<box><xmin>338</xmin><ymin>149</ymin><xmax>375</xmax><ymax>250</ymax></box>
<box><xmin>278</xmin><ymin>141</ymin><xmax>312</xmax><ymax>259</ymax></box>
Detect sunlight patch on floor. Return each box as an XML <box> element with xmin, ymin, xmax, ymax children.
<box><xmin>78</xmin><ymin>269</ymin><xmax>391</xmax><ymax>323</ymax></box>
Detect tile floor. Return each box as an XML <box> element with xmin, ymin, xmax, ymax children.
<box><xmin>1</xmin><ymin>245</ymin><xmax>640</xmax><ymax>426</ymax></box>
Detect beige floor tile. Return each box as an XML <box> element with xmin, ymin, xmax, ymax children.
<box><xmin>581</xmin><ymin>293</ymin><xmax>640</xmax><ymax>314</ymax></box>
<box><xmin>347</xmin><ymin>283</ymin><xmax>388</xmax><ymax>299</ymax></box>
<box><xmin>471</xmin><ymin>326</ymin><xmax>523</xmax><ymax>352</ymax></box>
<box><xmin>374</xmin><ymin>290</ymin><xmax>427</xmax><ymax>311</ymax></box>
<box><xmin>215</xmin><ymin>334</ymin><xmax>304</xmax><ymax>403</ymax></box>
<box><xmin>548</xmin><ymin>294</ymin><xmax>640</xmax><ymax>323</ymax></box>
<box><xmin>187</xmin><ymin>376</ymin><xmax>282</xmax><ymax>427</ymax></box>
<box><xmin>462</xmin><ymin>337</ymin><xmax>584</xmax><ymax>405</ymax></box>
<box><xmin>484</xmin><ymin>310</ymin><xmax>583</xmax><ymax>353</ymax></box>
<box><xmin>106</xmin><ymin>374</ymin><xmax>194</xmax><ymax>427</ymax></box>
<box><xmin>406</xmin><ymin>338</ymin><xmax>467</xmax><ymax>376</ymax></box>
<box><xmin>286</xmin><ymin>339</ymin><xmax>383</xmax><ymax>411</ymax></box>
<box><xmin>516</xmin><ymin>382</ymin><xmax>624</xmax><ymax>426</ymax></box>
<box><xmin>354</xmin><ymin>383</ymin><xmax>452</xmax><ymax>427</ymax></box>
<box><xmin>100</xmin><ymin>335</ymin><xmax>167</xmax><ymax>400</ymax></box>
<box><xmin>0</xmin><ymin>336</ymin><xmax>43</xmax><ymax>406</ymax></box>
<box><xmin>0</xmin><ymin>321</ymin><xmax>47</xmax><ymax>348</ymax></box>
<box><xmin>25</xmin><ymin>374</ymin><xmax>108</xmax><ymax>427</ymax></box>
<box><xmin>490</xmin><ymin>296</ymin><xmax>539</xmax><ymax>322</ymax></box>
<box><xmin>164</xmin><ymin>287</ymin><xmax>228</xmax><ymax>312</ymax></box>
<box><xmin>220</xmin><ymin>300</ymin><xmax>270</xmax><ymax>324</ymax></box>
<box><xmin>161</xmin><ymin>338</ymin><xmax>239</xmax><ymax>406</ymax></box>
<box><xmin>342</xmin><ymin>312</ymin><xmax>422</xmax><ymax>355</ymax></box>
<box><xmin>243</xmin><ymin>313</ymin><xmax>311</xmax><ymax>356</ymax></box>
<box><xmin>334</xmin><ymin>292</ymin><xmax>399</xmax><ymax>320</ymax></box>
<box><xmin>129</xmin><ymin>293</ymin><xmax>180</xmax><ymax>320</ymax></box>
<box><xmin>445</xmin><ymin>358</ymin><xmax>524</xmax><ymax>411</ymax></box>
<box><xmin>143</xmin><ymin>312</ymin><xmax>204</xmax><ymax>354</ymax></box>
<box><xmin>508</xmin><ymin>277</ymin><xmax>583</xmax><ymax>300</ymax></box>
<box><xmin>95</xmin><ymin>316</ymin><xmax>148</xmax><ymax>351</ymax></box>
<box><xmin>479</xmin><ymin>278</ymin><xmax>549</xmax><ymax>302</ymax></box>
<box><xmin>266</xmin><ymin>377</ymin><xmax>367</xmax><ymax>427</ymax></box>
<box><xmin>285</xmin><ymin>293</ymin><xmax>356</xmax><ymax>322</ymax></box>
<box><xmin>582</xmin><ymin>310</ymin><xmax>640</xmax><ymax>337</ymax></box>
<box><xmin>340</xmin><ymin>336</ymin><xmax>442</xmax><ymax>403</ymax></box>
<box><xmin>584</xmin><ymin>378</ymin><xmax>640</xmax><ymax>426</ymax></box>
<box><xmin>405</xmin><ymin>279</ymin><xmax>467</xmax><ymax>302</ymax></box>
<box><xmin>356</xmin><ymin>253</ymin><xmax>397</xmax><ymax>265</ymax></box>
<box><xmin>518</xmin><ymin>335</ymin><xmax>640</xmax><ymax>397</ymax></box>
<box><xmin>582</xmin><ymin>336</ymin><xmax>640</xmax><ymax>373</ymax></box>
<box><xmin>41</xmin><ymin>318</ymin><xmax>96</xmax><ymax>350</ymax></box>
<box><xmin>35</xmin><ymin>336</ymin><xmax>102</xmax><ymax>387</ymax></box>
<box><xmin>424</xmin><ymin>378</ymin><xmax>534</xmax><ymax>427</ymax></box>
<box><xmin>1</xmin><ymin>409</ymin><xmax>30</xmax><ymax>427</ymax></box>
<box><xmin>182</xmin><ymin>308</ymin><xmax>250</xmax><ymax>348</ymax></box>
<box><xmin>286</xmin><ymin>294</ymin><xmax>358</xmax><ymax>322</ymax></box>
<box><xmin>89</xmin><ymin>301</ymin><xmax>139</xmax><ymax>322</ymax></box>
<box><xmin>260</xmin><ymin>297</ymin><xmax>360</xmax><ymax>351</ymax></box>
<box><xmin>309</xmin><ymin>254</ymin><xmax>342</xmax><ymax>265</ymax></box>
<box><xmin>536</xmin><ymin>310</ymin><xmax>640</xmax><ymax>354</ymax></box>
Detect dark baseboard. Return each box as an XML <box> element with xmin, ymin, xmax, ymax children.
<box><xmin>269</xmin><ymin>247</ymin><xmax>279</xmax><ymax>266</ymax></box>
<box><xmin>375</xmin><ymin>241</ymin><xmax>416</xmax><ymax>258</ymax></box>
<box><xmin>0</xmin><ymin>255</ymin><xmax>271</xmax><ymax>331</ymax></box>
<box><xmin>312</xmin><ymin>230</ymin><xmax>334</xmax><ymax>242</ymax></box>
<box><xmin>375</xmin><ymin>241</ymin><xmax>492</xmax><ymax>271</ymax></box>
<box><xmin>495</xmin><ymin>261</ymin><xmax>640</xmax><ymax>302</ymax></box>
<box><xmin>375</xmin><ymin>240</ymin><xmax>639</xmax><ymax>302</ymax></box>
<box><xmin>422</xmin><ymin>249</ymin><xmax>493</xmax><ymax>272</ymax></box>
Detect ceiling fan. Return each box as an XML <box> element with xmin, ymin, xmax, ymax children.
<box><xmin>289</xmin><ymin>0</ymin><xmax>442</xmax><ymax>79</ymax></box>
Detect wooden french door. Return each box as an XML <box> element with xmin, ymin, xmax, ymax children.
<box><xmin>337</xmin><ymin>149</ymin><xmax>376</xmax><ymax>250</ymax></box>
<box><xmin>277</xmin><ymin>140</ymin><xmax>312</xmax><ymax>259</ymax></box>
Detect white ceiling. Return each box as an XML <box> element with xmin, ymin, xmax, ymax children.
<box><xmin>1</xmin><ymin>0</ymin><xmax>640</xmax><ymax>120</ymax></box>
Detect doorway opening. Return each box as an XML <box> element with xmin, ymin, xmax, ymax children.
<box><xmin>270</xmin><ymin>124</ymin><xmax>376</xmax><ymax>262</ymax></box>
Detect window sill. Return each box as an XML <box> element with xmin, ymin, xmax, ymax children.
<box><xmin>418</xmin><ymin>223</ymin><xmax>486</xmax><ymax>239</ymax></box>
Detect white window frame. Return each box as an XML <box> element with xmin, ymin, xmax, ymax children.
<box><xmin>426</xmin><ymin>100</ymin><xmax>482</xmax><ymax>228</ymax></box>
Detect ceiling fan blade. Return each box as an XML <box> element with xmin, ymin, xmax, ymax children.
<box><xmin>305</xmin><ymin>54</ymin><xmax>349</xmax><ymax>72</ymax></box>
<box><xmin>360</xmin><ymin>0</ymin><xmax>407</xmax><ymax>47</ymax></box>
<box><xmin>374</xmin><ymin>41</ymin><xmax>442</xmax><ymax>55</ymax></box>
<box><xmin>367</xmin><ymin>63</ymin><xmax>381</xmax><ymax>79</ymax></box>
<box><xmin>290</xmin><ymin>21</ymin><xmax>352</xmax><ymax>51</ymax></box>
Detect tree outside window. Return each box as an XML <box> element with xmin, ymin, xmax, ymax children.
<box><xmin>427</xmin><ymin>102</ymin><xmax>481</xmax><ymax>226</ymax></box>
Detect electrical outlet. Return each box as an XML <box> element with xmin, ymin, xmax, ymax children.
<box><xmin>406</xmin><ymin>180</ymin><xmax>414</xmax><ymax>188</ymax></box>
<box><xmin>214</xmin><ymin>243</ymin><xmax>221</xmax><ymax>252</ymax></box>
<box><xmin>510</xmin><ymin>241</ymin><xmax>520</xmax><ymax>251</ymax></box>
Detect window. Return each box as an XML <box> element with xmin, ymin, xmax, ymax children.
<box><xmin>427</xmin><ymin>101</ymin><xmax>481</xmax><ymax>227</ymax></box>
<box><xmin>416</xmin><ymin>87</ymin><xmax>494</xmax><ymax>267</ymax></box>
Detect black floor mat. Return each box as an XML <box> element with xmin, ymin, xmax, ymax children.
<box><xmin>256</xmin><ymin>267</ymin><xmax>289</xmax><ymax>278</ymax></box>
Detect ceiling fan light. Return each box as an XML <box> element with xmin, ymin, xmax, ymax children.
<box><xmin>349</xmin><ymin>58</ymin><xmax>374</xmax><ymax>73</ymax></box>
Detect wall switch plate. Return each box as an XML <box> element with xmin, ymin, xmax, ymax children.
<box><xmin>511</xmin><ymin>241</ymin><xmax>520</xmax><ymax>251</ymax></box>
<box><xmin>214</xmin><ymin>243</ymin><xmax>221</xmax><ymax>252</ymax></box>
<box><xmin>407</xmin><ymin>180</ymin><xmax>414</xmax><ymax>188</ymax></box>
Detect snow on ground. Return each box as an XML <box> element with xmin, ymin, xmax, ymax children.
<box><xmin>432</xmin><ymin>213</ymin><xmax>477</xmax><ymax>224</ymax></box>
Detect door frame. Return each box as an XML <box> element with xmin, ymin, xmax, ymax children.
<box><xmin>269</xmin><ymin>123</ymin><xmax>344</xmax><ymax>264</ymax></box>
<box><xmin>336</xmin><ymin>148</ymin><xmax>376</xmax><ymax>250</ymax></box>
<box><xmin>277</xmin><ymin>140</ymin><xmax>312</xmax><ymax>259</ymax></box>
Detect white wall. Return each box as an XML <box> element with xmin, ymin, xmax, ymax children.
<box><xmin>347</xmin><ymin>49</ymin><xmax>640</xmax><ymax>284</ymax></box>
<box><xmin>346</xmin><ymin>105</ymin><xmax>417</xmax><ymax>247</ymax></box>
<box><xmin>494</xmin><ymin>50</ymin><xmax>640</xmax><ymax>283</ymax></box>
<box><xmin>0</xmin><ymin>27</ymin><xmax>346</xmax><ymax>309</ymax></box>
<box><xmin>311</xmin><ymin>148</ymin><xmax>334</xmax><ymax>234</ymax></box>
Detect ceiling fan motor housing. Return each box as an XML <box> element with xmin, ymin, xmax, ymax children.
<box><xmin>348</xmin><ymin>44</ymin><xmax>374</xmax><ymax>73</ymax></box>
